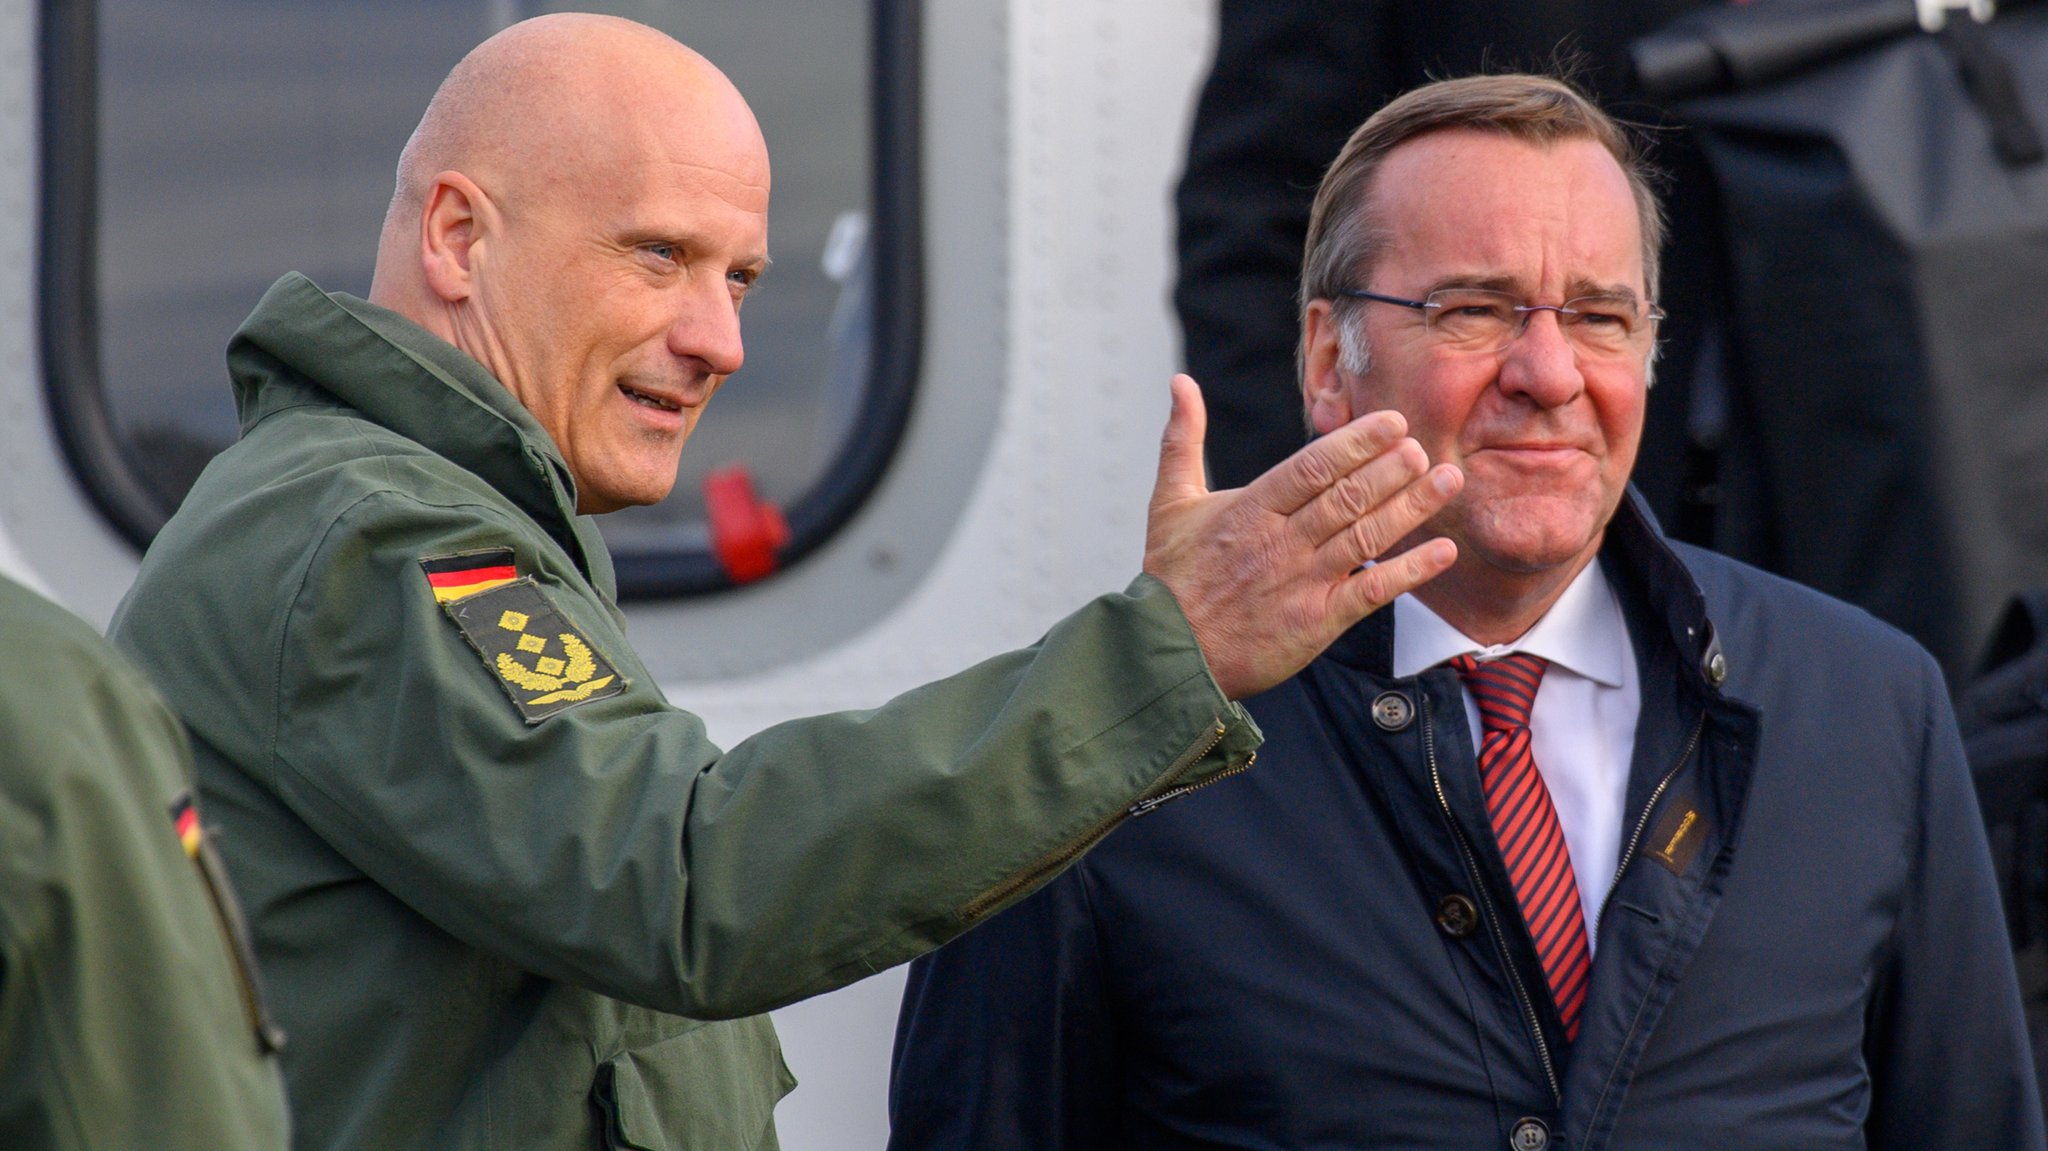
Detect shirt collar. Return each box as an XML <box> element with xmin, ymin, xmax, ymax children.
<box><xmin>1392</xmin><ymin>557</ymin><xmax>1628</xmax><ymax>688</ymax></box>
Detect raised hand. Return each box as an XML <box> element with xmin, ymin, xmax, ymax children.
<box><xmin>1143</xmin><ymin>374</ymin><xmax>1461</xmax><ymax>699</ymax></box>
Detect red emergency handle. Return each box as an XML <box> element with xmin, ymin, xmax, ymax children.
<box><xmin>703</xmin><ymin>465</ymin><xmax>789</xmax><ymax>584</ymax></box>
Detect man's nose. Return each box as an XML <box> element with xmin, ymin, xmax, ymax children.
<box><xmin>1496</xmin><ymin>308</ymin><xmax>1584</xmax><ymax>406</ymax></box>
<box><xmin>669</xmin><ymin>278</ymin><xmax>747</xmax><ymax>380</ymax></box>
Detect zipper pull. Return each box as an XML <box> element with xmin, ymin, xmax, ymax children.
<box><xmin>1129</xmin><ymin>786</ymin><xmax>1190</xmax><ymax>817</ymax></box>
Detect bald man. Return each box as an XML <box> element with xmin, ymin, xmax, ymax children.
<box><xmin>109</xmin><ymin>14</ymin><xmax>1460</xmax><ymax>1150</ymax></box>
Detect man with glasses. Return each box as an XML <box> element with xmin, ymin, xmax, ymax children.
<box><xmin>890</xmin><ymin>73</ymin><xmax>2040</xmax><ymax>1150</ymax></box>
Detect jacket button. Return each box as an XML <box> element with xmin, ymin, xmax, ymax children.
<box><xmin>1704</xmin><ymin>649</ymin><xmax>1727</xmax><ymax>687</ymax></box>
<box><xmin>1435</xmin><ymin>893</ymin><xmax>1479</xmax><ymax>938</ymax></box>
<box><xmin>1510</xmin><ymin>1117</ymin><xmax>1551</xmax><ymax>1151</ymax></box>
<box><xmin>1371</xmin><ymin>691</ymin><xmax>1414</xmax><ymax>731</ymax></box>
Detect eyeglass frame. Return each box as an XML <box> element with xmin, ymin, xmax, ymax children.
<box><xmin>1336</xmin><ymin>287</ymin><xmax>1666</xmax><ymax>357</ymax></box>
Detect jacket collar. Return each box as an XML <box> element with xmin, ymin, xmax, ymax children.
<box><xmin>1323</xmin><ymin>490</ymin><xmax>1724</xmax><ymax>697</ymax></box>
<box><xmin>227</xmin><ymin>273</ymin><xmax>613</xmax><ymax>591</ymax></box>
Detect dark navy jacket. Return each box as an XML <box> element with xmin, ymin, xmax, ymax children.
<box><xmin>890</xmin><ymin>498</ymin><xmax>2043</xmax><ymax>1150</ymax></box>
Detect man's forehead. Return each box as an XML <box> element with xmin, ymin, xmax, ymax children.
<box><xmin>1365</xmin><ymin>130</ymin><xmax>1643</xmax><ymax>286</ymax></box>
<box><xmin>637</xmin><ymin>95</ymin><xmax>768</xmax><ymax>195</ymax></box>
<box><xmin>599</xmin><ymin>149</ymin><xmax>771</xmax><ymax>232</ymax></box>
<box><xmin>1371</xmin><ymin>129</ymin><xmax>1627</xmax><ymax>211</ymax></box>
<box><xmin>522</xmin><ymin>89</ymin><xmax>770</xmax><ymax>230</ymax></box>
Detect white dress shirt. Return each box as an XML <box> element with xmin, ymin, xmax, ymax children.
<box><xmin>1393</xmin><ymin>559</ymin><xmax>1640</xmax><ymax>951</ymax></box>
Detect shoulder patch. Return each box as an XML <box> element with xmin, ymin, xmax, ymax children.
<box><xmin>443</xmin><ymin>578</ymin><xmax>626</xmax><ymax>723</ymax></box>
<box><xmin>421</xmin><ymin>547</ymin><xmax>518</xmax><ymax>603</ymax></box>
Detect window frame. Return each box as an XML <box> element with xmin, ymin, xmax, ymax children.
<box><xmin>38</xmin><ymin>0</ymin><xmax>924</xmax><ymax>600</ymax></box>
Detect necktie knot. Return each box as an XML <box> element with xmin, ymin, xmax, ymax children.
<box><xmin>1450</xmin><ymin>652</ymin><xmax>1549</xmax><ymax>736</ymax></box>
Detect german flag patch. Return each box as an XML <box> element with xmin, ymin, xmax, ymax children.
<box><xmin>442</xmin><ymin>578</ymin><xmax>626</xmax><ymax>724</ymax></box>
<box><xmin>170</xmin><ymin>791</ymin><xmax>202</xmax><ymax>858</ymax></box>
<box><xmin>421</xmin><ymin>548</ymin><xmax>519</xmax><ymax>603</ymax></box>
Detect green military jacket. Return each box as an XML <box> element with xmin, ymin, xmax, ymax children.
<box><xmin>0</xmin><ymin>575</ymin><xmax>290</xmax><ymax>1150</ymax></box>
<box><xmin>111</xmin><ymin>274</ymin><xmax>1260</xmax><ymax>1150</ymax></box>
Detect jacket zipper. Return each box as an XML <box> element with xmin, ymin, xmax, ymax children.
<box><xmin>1126</xmin><ymin>749</ymin><xmax>1257</xmax><ymax>816</ymax></box>
<box><xmin>1425</xmin><ymin>695</ymin><xmax>1562</xmax><ymax>1106</ymax></box>
<box><xmin>1595</xmin><ymin>711</ymin><xmax>1707</xmax><ymax>936</ymax></box>
<box><xmin>959</xmin><ymin>717</ymin><xmax>1246</xmax><ymax>921</ymax></box>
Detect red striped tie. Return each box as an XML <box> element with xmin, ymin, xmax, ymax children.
<box><xmin>1451</xmin><ymin>652</ymin><xmax>1592</xmax><ymax>1043</ymax></box>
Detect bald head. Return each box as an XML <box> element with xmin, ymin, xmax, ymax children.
<box><xmin>367</xmin><ymin>14</ymin><xmax>772</xmax><ymax>514</ymax></box>
<box><xmin>371</xmin><ymin>14</ymin><xmax>766</xmax><ymax>307</ymax></box>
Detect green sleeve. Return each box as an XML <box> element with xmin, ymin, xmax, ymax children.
<box><xmin>266</xmin><ymin>491</ymin><xmax>1260</xmax><ymax>1017</ymax></box>
<box><xmin>0</xmin><ymin>582</ymin><xmax>290</xmax><ymax>1151</ymax></box>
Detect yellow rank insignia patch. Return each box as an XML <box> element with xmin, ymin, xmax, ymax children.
<box><xmin>442</xmin><ymin>577</ymin><xmax>626</xmax><ymax>723</ymax></box>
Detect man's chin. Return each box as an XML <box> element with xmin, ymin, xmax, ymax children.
<box><xmin>1456</xmin><ymin>508</ymin><xmax>1608</xmax><ymax>577</ymax></box>
<box><xmin>573</xmin><ymin>478</ymin><xmax>680</xmax><ymax>516</ymax></box>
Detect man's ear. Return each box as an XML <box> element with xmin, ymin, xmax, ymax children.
<box><xmin>419</xmin><ymin>171</ymin><xmax>490</xmax><ymax>304</ymax></box>
<box><xmin>1301</xmin><ymin>299</ymin><xmax>1355</xmax><ymax>435</ymax></box>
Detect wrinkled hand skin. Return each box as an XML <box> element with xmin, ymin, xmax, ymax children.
<box><xmin>1144</xmin><ymin>373</ymin><xmax>1462</xmax><ymax>700</ymax></box>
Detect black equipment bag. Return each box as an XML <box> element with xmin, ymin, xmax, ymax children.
<box><xmin>1633</xmin><ymin>0</ymin><xmax>2048</xmax><ymax>679</ymax></box>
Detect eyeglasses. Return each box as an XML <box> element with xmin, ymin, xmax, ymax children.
<box><xmin>1339</xmin><ymin>287</ymin><xmax>1665</xmax><ymax>358</ymax></box>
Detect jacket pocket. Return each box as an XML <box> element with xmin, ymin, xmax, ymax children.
<box><xmin>592</xmin><ymin>1016</ymin><xmax>797</xmax><ymax>1150</ymax></box>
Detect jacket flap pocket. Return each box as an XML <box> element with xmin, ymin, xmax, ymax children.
<box><xmin>595</xmin><ymin>1016</ymin><xmax>797</xmax><ymax>1150</ymax></box>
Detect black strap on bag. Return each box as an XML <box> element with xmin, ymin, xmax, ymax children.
<box><xmin>1633</xmin><ymin>0</ymin><xmax>1925</xmax><ymax>97</ymax></box>
<box><xmin>1941</xmin><ymin>14</ymin><xmax>2048</xmax><ymax>164</ymax></box>
<box><xmin>1637</xmin><ymin>0</ymin><xmax>2048</xmax><ymax>161</ymax></box>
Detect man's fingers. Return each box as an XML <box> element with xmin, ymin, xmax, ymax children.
<box><xmin>1151</xmin><ymin>374</ymin><xmax>1211</xmax><ymax>508</ymax></box>
<box><xmin>1289</xmin><ymin>437</ymin><xmax>1430</xmax><ymax>547</ymax></box>
<box><xmin>1243</xmin><ymin>409</ymin><xmax>1407</xmax><ymax>514</ymax></box>
<box><xmin>1327</xmin><ymin>537</ymin><xmax>1459</xmax><ymax>625</ymax></box>
<box><xmin>1313</xmin><ymin>463</ymin><xmax>1462</xmax><ymax>576</ymax></box>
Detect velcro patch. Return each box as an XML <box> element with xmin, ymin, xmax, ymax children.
<box><xmin>421</xmin><ymin>547</ymin><xmax>518</xmax><ymax>603</ymax></box>
<box><xmin>1644</xmin><ymin>799</ymin><xmax>1710</xmax><ymax>876</ymax></box>
<box><xmin>443</xmin><ymin>578</ymin><xmax>626</xmax><ymax>724</ymax></box>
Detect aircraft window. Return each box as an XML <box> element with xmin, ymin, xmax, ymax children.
<box><xmin>42</xmin><ymin>0</ymin><xmax>920</xmax><ymax>597</ymax></box>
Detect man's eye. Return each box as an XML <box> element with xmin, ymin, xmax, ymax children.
<box><xmin>1440</xmin><ymin>302</ymin><xmax>1511</xmax><ymax>324</ymax></box>
<box><xmin>644</xmin><ymin>244</ymin><xmax>678</xmax><ymax>263</ymax></box>
<box><xmin>728</xmin><ymin>268</ymin><xmax>760</xmax><ymax>291</ymax></box>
